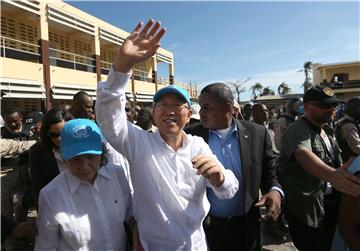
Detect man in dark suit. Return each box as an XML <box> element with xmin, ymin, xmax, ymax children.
<box><xmin>185</xmin><ymin>83</ymin><xmax>283</xmax><ymax>251</ymax></box>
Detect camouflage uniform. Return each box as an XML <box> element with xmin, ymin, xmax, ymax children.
<box><xmin>335</xmin><ymin>114</ymin><xmax>360</xmax><ymax>161</ymax></box>
<box><xmin>1</xmin><ymin>125</ymin><xmax>32</xmax><ymax>222</ymax></box>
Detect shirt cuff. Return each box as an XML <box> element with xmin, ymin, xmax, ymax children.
<box><xmin>270</xmin><ymin>186</ymin><xmax>285</xmax><ymax>199</ymax></box>
<box><xmin>212</xmin><ymin>169</ymin><xmax>239</xmax><ymax>199</ymax></box>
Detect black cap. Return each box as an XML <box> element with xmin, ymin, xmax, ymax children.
<box><xmin>303</xmin><ymin>86</ymin><xmax>342</xmax><ymax>105</ymax></box>
<box><xmin>25</xmin><ymin>111</ymin><xmax>44</xmax><ymax>125</ymax></box>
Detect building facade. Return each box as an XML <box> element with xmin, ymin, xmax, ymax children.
<box><xmin>1</xmin><ymin>0</ymin><xmax>197</xmax><ymax>112</ymax></box>
<box><xmin>312</xmin><ymin>61</ymin><xmax>360</xmax><ymax>100</ymax></box>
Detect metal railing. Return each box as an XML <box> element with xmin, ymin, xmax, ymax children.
<box><xmin>133</xmin><ymin>68</ymin><xmax>152</xmax><ymax>83</ymax></box>
<box><xmin>157</xmin><ymin>77</ymin><xmax>198</xmax><ymax>98</ymax></box>
<box><xmin>100</xmin><ymin>60</ymin><xmax>112</xmax><ymax>69</ymax></box>
<box><xmin>322</xmin><ymin>80</ymin><xmax>360</xmax><ymax>89</ymax></box>
<box><xmin>100</xmin><ymin>60</ymin><xmax>153</xmax><ymax>83</ymax></box>
<box><xmin>100</xmin><ymin>60</ymin><xmax>112</xmax><ymax>74</ymax></box>
<box><xmin>49</xmin><ymin>47</ymin><xmax>95</xmax><ymax>73</ymax></box>
<box><xmin>158</xmin><ymin>78</ymin><xmax>188</xmax><ymax>87</ymax></box>
<box><xmin>157</xmin><ymin>78</ymin><xmax>171</xmax><ymax>85</ymax></box>
<box><xmin>0</xmin><ymin>36</ymin><xmax>40</xmax><ymax>62</ymax></box>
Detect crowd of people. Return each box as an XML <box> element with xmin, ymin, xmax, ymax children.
<box><xmin>1</xmin><ymin>19</ymin><xmax>360</xmax><ymax>251</ymax></box>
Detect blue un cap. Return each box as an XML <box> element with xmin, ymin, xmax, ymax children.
<box><xmin>153</xmin><ymin>85</ymin><xmax>192</xmax><ymax>107</ymax></box>
<box><xmin>61</xmin><ymin>119</ymin><xmax>102</xmax><ymax>160</ymax></box>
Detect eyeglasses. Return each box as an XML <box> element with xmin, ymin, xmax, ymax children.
<box><xmin>156</xmin><ymin>103</ymin><xmax>189</xmax><ymax>112</ymax></box>
<box><xmin>47</xmin><ymin>131</ymin><xmax>61</xmax><ymax>138</ymax></box>
<box><xmin>309</xmin><ymin>102</ymin><xmax>338</xmax><ymax>109</ymax></box>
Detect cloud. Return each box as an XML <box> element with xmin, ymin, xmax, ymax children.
<box><xmin>238</xmin><ymin>69</ymin><xmax>305</xmax><ymax>101</ymax></box>
<box><xmin>216</xmin><ymin>69</ymin><xmax>306</xmax><ymax>102</ymax></box>
<box><xmin>168</xmin><ymin>43</ymin><xmax>180</xmax><ymax>49</ymax></box>
<box><xmin>179</xmin><ymin>68</ymin><xmax>305</xmax><ymax>102</ymax></box>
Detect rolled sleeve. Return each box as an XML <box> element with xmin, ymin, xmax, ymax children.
<box><xmin>96</xmin><ymin>67</ymin><xmax>133</xmax><ymax>157</ymax></box>
<box><xmin>210</xmin><ymin>168</ymin><xmax>239</xmax><ymax>199</ymax></box>
<box><xmin>282</xmin><ymin>125</ymin><xmax>312</xmax><ymax>160</ymax></box>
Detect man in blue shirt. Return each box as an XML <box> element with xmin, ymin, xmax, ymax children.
<box><xmin>186</xmin><ymin>82</ymin><xmax>283</xmax><ymax>251</ymax></box>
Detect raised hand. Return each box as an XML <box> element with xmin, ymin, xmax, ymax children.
<box><xmin>114</xmin><ymin>19</ymin><xmax>166</xmax><ymax>73</ymax></box>
<box><xmin>329</xmin><ymin>167</ymin><xmax>360</xmax><ymax>197</ymax></box>
<box><xmin>192</xmin><ymin>155</ymin><xmax>225</xmax><ymax>187</ymax></box>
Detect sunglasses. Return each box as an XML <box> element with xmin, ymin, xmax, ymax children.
<box><xmin>47</xmin><ymin>131</ymin><xmax>61</xmax><ymax>138</ymax></box>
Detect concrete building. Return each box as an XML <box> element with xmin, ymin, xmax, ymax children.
<box><xmin>1</xmin><ymin>0</ymin><xmax>197</xmax><ymax>112</ymax></box>
<box><xmin>252</xmin><ymin>60</ymin><xmax>360</xmax><ymax>111</ymax></box>
<box><xmin>312</xmin><ymin>61</ymin><xmax>360</xmax><ymax>100</ymax></box>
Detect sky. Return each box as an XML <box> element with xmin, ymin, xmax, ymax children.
<box><xmin>68</xmin><ymin>0</ymin><xmax>359</xmax><ymax>101</ymax></box>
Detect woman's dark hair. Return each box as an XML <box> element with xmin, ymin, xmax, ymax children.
<box><xmin>40</xmin><ymin>108</ymin><xmax>73</xmax><ymax>148</ymax></box>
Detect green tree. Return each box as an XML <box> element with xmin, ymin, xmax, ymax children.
<box><xmin>277</xmin><ymin>81</ymin><xmax>291</xmax><ymax>95</ymax></box>
<box><xmin>261</xmin><ymin>86</ymin><xmax>275</xmax><ymax>96</ymax></box>
<box><xmin>250</xmin><ymin>82</ymin><xmax>263</xmax><ymax>99</ymax></box>
<box><xmin>298</xmin><ymin>61</ymin><xmax>313</xmax><ymax>92</ymax></box>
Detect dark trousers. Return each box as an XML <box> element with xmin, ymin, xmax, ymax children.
<box><xmin>204</xmin><ymin>206</ymin><xmax>261</xmax><ymax>251</ymax></box>
<box><xmin>285</xmin><ymin>194</ymin><xmax>339</xmax><ymax>251</ymax></box>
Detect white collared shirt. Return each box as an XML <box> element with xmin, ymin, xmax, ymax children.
<box><xmin>95</xmin><ymin>68</ymin><xmax>239</xmax><ymax>251</ymax></box>
<box><xmin>35</xmin><ymin>163</ymin><xmax>133</xmax><ymax>251</ymax></box>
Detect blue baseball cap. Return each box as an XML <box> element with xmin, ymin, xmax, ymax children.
<box><xmin>61</xmin><ymin>119</ymin><xmax>102</xmax><ymax>160</ymax></box>
<box><xmin>153</xmin><ymin>85</ymin><xmax>192</xmax><ymax>107</ymax></box>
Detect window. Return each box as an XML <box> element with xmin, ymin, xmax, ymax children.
<box><xmin>332</xmin><ymin>73</ymin><xmax>349</xmax><ymax>82</ymax></box>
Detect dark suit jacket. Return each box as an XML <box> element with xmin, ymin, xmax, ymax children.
<box><xmin>29</xmin><ymin>142</ymin><xmax>60</xmax><ymax>210</ymax></box>
<box><xmin>185</xmin><ymin>119</ymin><xmax>281</xmax><ymax>214</ymax></box>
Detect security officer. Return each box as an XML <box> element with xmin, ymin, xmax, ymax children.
<box><xmin>277</xmin><ymin>86</ymin><xmax>360</xmax><ymax>251</ymax></box>
<box><xmin>335</xmin><ymin>96</ymin><xmax>360</xmax><ymax>161</ymax></box>
<box><xmin>273</xmin><ymin>97</ymin><xmax>303</xmax><ymax>150</ymax></box>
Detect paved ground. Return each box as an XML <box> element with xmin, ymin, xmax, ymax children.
<box><xmin>262</xmin><ymin>223</ymin><xmax>298</xmax><ymax>251</ymax></box>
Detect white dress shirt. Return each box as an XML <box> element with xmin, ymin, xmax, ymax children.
<box><xmin>95</xmin><ymin>68</ymin><xmax>239</xmax><ymax>251</ymax></box>
<box><xmin>35</xmin><ymin>163</ymin><xmax>133</xmax><ymax>251</ymax></box>
<box><xmin>105</xmin><ymin>140</ymin><xmax>134</xmax><ymax>195</ymax></box>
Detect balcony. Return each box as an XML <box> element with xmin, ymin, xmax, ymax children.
<box><xmin>100</xmin><ymin>60</ymin><xmax>112</xmax><ymax>75</ymax></box>
<box><xmin>49</xmin><ymin>48</ymin><xmax>96</xmax><ymax>73</ymax></box>
<box><xmin>0</xmin><ymin>36</ymin><xmax>40</xmax><ymax>63</ymax></box>
<box><xmin>100</xmin><ymin>60</ymin><xmax>153</xmax><ymax>83</ymax></box>
<box><xmin>323</xmin><ymin>80</ymin><xmax>360</xmax><ymax>89</ymax></box>
<box><xmin>133</xmin><ymin>68</ymin><xmax>153</xmax><ymax>83</ymax></box>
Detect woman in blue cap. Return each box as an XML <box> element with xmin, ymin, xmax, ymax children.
<box><xmin>35</xmin><ymin>119</ymin><xmax>136</xmax><ymax>250</ymax></box>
